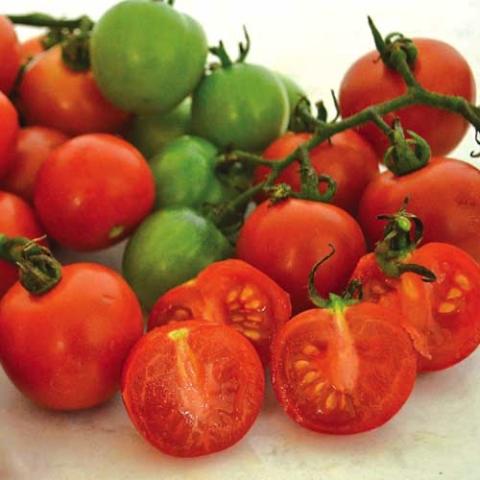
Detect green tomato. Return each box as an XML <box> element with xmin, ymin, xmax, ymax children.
<box><xmin>150</xmin><ymin>135</ymin><xmax>236</xmax><ymax>210</ymax></box>
<box><xmin>127</xmin><ymin>99</ymin><xmax>191</xmax><ymax>159</ymax></box>
<box><xmin>277</xmin><ymin>72</ymin><xmax>307</xmax><ymax>118</ymax></box>
<box><xmin>191</xmin><ymin>63</ymin><xmax>289</xmax><ymax>151</ymax></box>
<box><xmin>90</xmin><ymin>0</ymin><xmax>208</xmax><ymax>114</ymax></box>
<box><xmin>122</xmin><ymin>208</ymin><xmax>232</xmax><ymax>310</ymax></box>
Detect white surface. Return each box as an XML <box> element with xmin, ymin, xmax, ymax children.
<box><xmin>2</xmin><ymin>1</ymin><xmax>480</xmax><ymax>479</ymax></box>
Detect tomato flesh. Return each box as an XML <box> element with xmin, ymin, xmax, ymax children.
<box><xmin>271</xmin><ymin>303</ymin><xmax>417</xmax><ymax>434</ymax></box>
<box><xmin>122</xmin><ymin>321</ymin><xmax>264</xmax><ymax>457</ymax></box>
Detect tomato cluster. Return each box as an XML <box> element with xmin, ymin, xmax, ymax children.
<box><xmin>0</xmin><ymin>1</ymin><xmax>479</xmax><ymax>461</ymax></box>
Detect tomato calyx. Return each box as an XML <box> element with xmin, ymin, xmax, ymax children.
<box><xmin>0</xmin><ymin>234</ymin><xmax>62</xmax><ymax>294</ymax></box>
<box><xmin>375</xmin><ymin>204</ymin><xmax>436</xmax><ymax>282</ymax></box>
<box><xmin>209</xmin><ymin>26</ymin><xmax>251</xmax><ymax>69</ymax></box>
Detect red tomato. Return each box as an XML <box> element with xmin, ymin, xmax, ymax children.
<box><xmin>0</xmin><ymin>263</ymin><xmax>144</xmax><ymax>410</ymax></box>
<box><xmin>0</xmin><ymin>91</ymin><xmax>19</xmax><ymax>179</ymax></box>
<box><xmin>256</xmin><ymin>130</ymin><xmax>379</xmax><ymax>215</ymax></box>
<box><xmin>358</xmin><ymin>157</ymin><xmax>480</xmax><ymax>262</ymax></box>
<box><xmin>339</xmin><ymin>39</ymin><xmax>476</xmax><ymax>156</ymax></box>
<box><xmin>122</xmin><ymin>320</ymin><xmax>264</xmax><ymax>457</ymax></box>
<box><xmin>271</xmin><ymin>301</ymin><xmax>417</xmax><ymax>434</ymax></box>
<box><xmin>236</xmin><ymin>199</ymin><xmax>366</xmax><ymax>313</ymax></box>
<box><xmin>34</xmin><ymin>134</ymin><xmax>155</xmax><ymax>251</ymax></box>
<box><xmin>1</xmin><ymin>126</ymin><xmax>69</xmax><ymax>201</ymax></box>
<box><xmin>18</xmin><ymin>46</ymin><xmax>130</xmax><ymax>135</ymax></box>
<box><xmin>352</xmin><ymin>244</ymin><xmax>480</xmax><ymax>371</ymax></box>
<box><xmin>148</xmin><ymin>259</ymin><xmax>292</xmax><ymax>364</ymax></box>
<box><xmin>0</xmin><ymin>191</ymin><xmax>45</xmax><ymax>298</ymax></box>
<box><xmin>0</xmin><ymin>16</ymin><xmax>20</xmax><ymax>94</ymax></box>
<box><xmin>19</xmin><ymin>35</ymin><xmax>46</xmax><ymax>64</ymax></box>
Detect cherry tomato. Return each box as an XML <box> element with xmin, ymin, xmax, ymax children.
<box><xmin>276</xmin><ymin>72</ymin><xmax>306</xmax><ymax>128</ymax></box>
<box><xmin>0</xmin><ymin>191</ymin><xmax>45</xmax><ymax>298</ymax></box>
<box><xmin>122</xmin><ymin>320</ymin><xmax>264</xmax><ymax>457</ymax></box>
<box><xmin>1</xmin><ymin>126</ymin><xmax>69</xmax><ymax>202</ymax></box>
<box><xmin>0</xmin><ymin>263</ymin><xmax>143</xmax><ymax>410</ymax></box>
<box><xmin>236</xmin><ymin>199</ymin><xmax>366</xmax><ymax>313</ymax></box>
<box><xmin>0</xmin><ymin>16</ymin><xmax>20</xmax><ymax>94</ymax></box>
<box><xmin>339</xmin><ymin>38</ymin><xmax>476</xmax><ymax>156</ymax></box>
<box><xmin>19</xmin><ymin>35</ymin><xmax>45</xmax><ymax>64</ymax></box>
<box><xmin>91</xmin><ymin>0</ymin><xmax>207</xmax><ymax>114</ymax></box>
<box><xmin>352</xmin><ymin>244</ymin><xmax>480</xmax><ymax>371</ymax></box>
<box><xmin>0</xmin><ymin>91</ymin><xmax>18</xmax><ymax>179</ymax></box>
<box><xmin>123</xmin><ymin>207</ymin><xmax>232</xmax><ymax>311</ymax></box>
<box><xmin>271</xmin><ymin>301</ymin><xmax>417</xmax><ymax>434</ymax></box>
<box><xmin>256</xmin><ymin>130</ymin><xmax>379</xmax><ymax>215</ymax></box>
<box><xmin>148</xmin><ymin>259</ymin><xmax>292</xmax><ymax>364</ymax></box>
<box><xmin>34</xmin><ymin>134</ymin><xmax>155</xmax><ymax>251</ymax></box>
<box><xmin>18</xmin><ymin>46</ymin><xmax>130</xmax><ymax>136</ymax></box>
<box><xmin>358</xmin><ymin>157</ymin><xmax>480</xmax><ymax>261</ymax></box>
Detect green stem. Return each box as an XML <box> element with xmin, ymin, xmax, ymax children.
<box><xmin>7</xmin><ymin>13</ymin><xmax>92</xmax><ymax>29</ymax></box>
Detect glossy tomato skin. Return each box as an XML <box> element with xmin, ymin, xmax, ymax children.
<box><xmin>358</xmin><ymin>157</ymin><xmax>480</xmax><ymax>261</ymax></box>
<box><xmin>91</xmin><ymin>0</ymin><xmax>207</xmax><ymax>114</ymax></box>
<box><xmin>122</xmin><ymin>208</ymin><xmax>232</xmax><ymax>311</ymax></box>
<box><xmin>1</xmin><ymin>127</ymin><xmax>69</xmax><ymax>201</ymax></box>
<box><xmin>19</xmin><ymin>35</ymin><xmax>45</xmax><ymax>64</ymax></box>
<box><xmin>236</xmin><ymin>199</ymin><xmax>366</xmax><ymax>313</ymax></box>
<box><xmin>0</xmin><ymin>263</ymin><xmax>144</xmax><ymax>410</ymax></box>
<box><xmin>0</xmin><ymin>91</ymin><xmax>19</xmax><ymax>179</ymax></box>
<box><xmin>271</xmin><ymin>302</ymin><xmax>417</xmax><ymax>434</ymax></box>
<box><xmin>122</xmin><ymin>320</ymin><xmax>264</xmax><ymax>457</ymax></box>
<box><xmin>257</xmin><ymin>131</ymin><xmax>379</xmax><ymax>215</ymax></box>
<box><xmin>34</xmin><ymin>134</ymin><xmax>155</xmax><ymax>251</ymax></box>
<box><xmin>352</xmin><ymin>244</ymin><xmax>480</xmax><ymax>371</ymax></box>
<box><xmin>339</xmin><ymin>39</ymin><xmax>476</xmax><ymax>156</ymax></box>
<box><xmin>192</xmin><ymin>63</ymin><xmax>289</xmax><ymax>152</ymax></box>
<box><xmin>0</xmin><ymin>191</ymin><xmax>45</xmax><ymax>298</ymax></box>
<box><xmin>0</xmin><ymin>16</ymin><xmax>20</xmax><ymax>94</ymax></box>
<box><xmin>148</xmin><ymin>259</ymin><xmax>292</xmax><ymax>364</ymax></box>
<box><xmin>18</xmin><ymin>46</ymin><xmax>130</xmax><ymax>136</ymax></box>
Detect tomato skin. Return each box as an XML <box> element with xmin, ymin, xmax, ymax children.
<box><xmin>1</xmin><ymin>127</ymin><xmax>69</xmax><ymax>202</ymax></box>
<box><xmin>339</xmin><ymin>38</ymin><xmax>476</xmax><ymax>156</ymax></box>
<box><xmin>148</xmin><ymin>259</ymin><xmax>292</xmax><ymax>364</ymax></box>
<box><xmin>127</xmin><ymin>98</ymin><xmax>191</xmax><ymax>159</ymax></box>
<box><xmin>34</xmin><ymin>134</ymin><xmax>155</xmax><ymax>251</ymax></box>
<box><xmin>19</xmin><ymin>35</ymin><xmax>45</xmax><ymax>64</ymax></box>
<box><xmin>91</xmin><ymin>0</ymin><xmax>207</xmax><ymax>114</ymax></box>
<box><xmin>18</xmin><ymin>46</ymin><xmax>130</xmax><ymax>136</ymax></box>
<box><xmin>192</xmin><ymin>63</ymin><xmax>289</xmax><ymax>151</ymax></box>
<box><xmin>352</xmin><ymin>244</ymin><xmax>480</xmax><ymax>371</ymax></box>
<box><xmin>0</xmin><ymin>191</ymin><xmax>45</xmax><ymax>298</ymax></box>
<box><xmin>236</xmin><ymin>199</ymin><xmax>366</xmax><ymax>313</ymax></box>
<box><xmin>0</xmin><ymin>91</ymin><xmax>19</xmax><ymax>179</ymax></box>
<box><xmin>122</xmin><ymin>208</ymin><xmax>232</xmax><ymax>311</ymax></box>
<box><xmin>0</xmin><ymin>16</ymin><xmax>20</xmax><ymax>94</ymax></box>
<box><xmin>271</xmin><ymin>302</ymin><xmax>417</xmax><ymax>434</ymax></box>
<box><xmin>0</xmin><ymin>263</ymin><xmax>144</xmax><ymax>410</ymax></box>
<box><xmin>358</xmin><ymin>157</ymin><xmax>480</xmax><ymax>261</ymax></box>
<box><xmin>256</xmin><ymin>130</ymin><xmax>379</xmax><ymax>215</ymax></box>
<box><xmin>122</xmin><ymin>320</ymin><xmax>264</xmax><ymax>457</ymax></box>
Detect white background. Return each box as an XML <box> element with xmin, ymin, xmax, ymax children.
<box><xmin>1</xmin><ymin>1</ymin><xmax>480</xmax><ymax>479</ymax></box>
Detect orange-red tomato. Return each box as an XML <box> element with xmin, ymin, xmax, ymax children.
<box><xmin>122</xmin><ymin>321</ymin><xmax>264</xmax><ymax>457</ymax></box>
<box><xmin>34</xmin><ymin>134</ymin><xmax>155</xmax><ymax>251</ymax></box>
<box><xmin>0</xmin><ymin>16</ymin><xmax>20</xmax><ymax>94</ymax></box>
<box><xmin>271</xmin><ymin>302</ymin><xmax>417</xmax><ymax>434</ymax></box>
<box><xmin>19</xmin><ymin>35</ymin><xmax>46</xmax><ymax>64</ymax></box>
<box><xmin>148</xmin><ymin>259</ymin><xmax>292</xmax><ymax>364</ymax></box>
<box><xmin>0</xmin><ymin>263</ymin><xmax>144</xmax><ymax>410</ymax></box>
<box><xmin>339</xmin><ymin>39</ymin><xmax>476</xmax><ymax>156</ymax></box>
<box><xmin>18</xmin><ymin>46</ymin><xmax>130</xmax><ymax>135</ymax></box>
<box><xmin>0</xmin><ymin>191</ymin><xmax>45</xmax><ymax>298</ymax></box>
<box><xmin>358</xmin><ymin>157</ymin><xmax>480</xmax><ymax>262</ymax></box>
<box><xmin>0</xmin><ymin>91</ymin><xmax>19</xmax><ymax>179</ymax></box>
<box><xmin>1</xmin><ymin>126</ymin><xmax>69</xmax><ymax>201</ymax></box>
<box><xmin>256</xmin><ymin>130</ymin><xmax>379</xmax><ymax>215</ymax></box>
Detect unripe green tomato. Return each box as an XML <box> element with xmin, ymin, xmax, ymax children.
<box><xmin>191</xmin><ymin>63</ymin><xmax>289</xmax><ymax>151</ymax></box>
<box><xmin>150</xmin><ymin>135</ymin><xmax>237</xmax><ymax>210</ymax></box>
<box><xmin>90</xmin><ymin>0</ymin><xmax>208</xmax><ymax>114</ymax></box>
<box><xmin>277</xmin><ymin>72</ymin><xmax>307</xmax><ymax>116</ymax></box>
<box><xmin>127</xmin><ymin>99</ymin><xmax>191</xmax><ymax>159</ymax></box>
<box><xmin>122</xmin><ymin>208</ymin><xmax>232</xmax><ymax>310</ymax></box>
